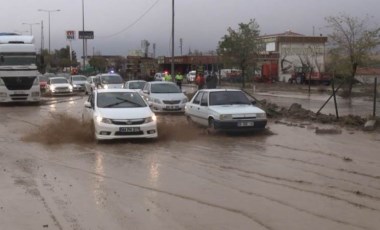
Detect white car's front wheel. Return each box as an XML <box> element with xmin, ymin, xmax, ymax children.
<box><xmin>207</xmin><ymin>118</ymin><xmax>217</xmax><ymax>134</ymax></box>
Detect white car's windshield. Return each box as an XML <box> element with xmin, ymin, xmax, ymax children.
<box><xmin>97</xmin><ymin>92</ymin><xmax>147</xmax><ymax>108</ymax></box>
<box><xmin>51</xmin><ymin>78</ymin><xmax>69</xmax><ymax>84</ymax></box>
<box><xmin>209</xmin><ymin>91</ymin><xmax>251</xmax><ymax>105</ymax></box>
<box><xmin>151</xmin><ymin>83</ymin><xmax>181</xmax><ymax>93</ymax></box>
<box><xmin>100</xmin><ymin>75</ymin><xmax>123</xmax><ymax>84</ymax></box>
<box><xmin>128</xmin><ymin>82</ymin><xmax>146</xmax><ymax>89</ymax></box>
<box><xmin>72</xmin><ymin>76</ymin><xmax>87</xmax><ymax>81</ymax></box>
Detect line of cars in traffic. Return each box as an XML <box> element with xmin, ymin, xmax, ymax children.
<box><xmin>40</xmin><ymin>71</ymin><xmax>268</xmax><ymax>142</ymax></box>
<box><xmin>79</xmin><ymin>75</ymin><xmax>268</xmax><ymax>142</ymax></box>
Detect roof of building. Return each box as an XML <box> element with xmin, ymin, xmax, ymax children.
<box><xmin>356</xmin><ymin>67</ymin><xmax>380</xmax><ymax>75</ymax></box>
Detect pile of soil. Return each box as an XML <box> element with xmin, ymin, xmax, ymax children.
<box><xmin>259</xmin><ymin>100</ymin><xmax>368</xmax><ymax>129</ymax></box>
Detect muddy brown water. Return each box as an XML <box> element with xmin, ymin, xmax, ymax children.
<box><xmin>1</xmin><ymin>94</ymin><xmax>380</xmax><ymax>230</ymax></box>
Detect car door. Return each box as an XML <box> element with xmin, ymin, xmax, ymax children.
<box><xmin>187</xmin><ymin>92</ymin><xmax>203</xmax><ymax>124</ymax></box>
<box><xmin>198</xmin><ymin>92</ymin><xmax>210</xmax><ymax>126</ymax></box>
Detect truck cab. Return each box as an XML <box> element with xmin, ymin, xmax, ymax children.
<box><xmin>0</xmin><ymin>34</ymin><xmax>41</xmax><ymax>103</ymax></box>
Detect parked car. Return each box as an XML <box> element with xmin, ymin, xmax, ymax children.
<box><xmin>82</xmin><ymin>88</ymin><xmax>158</xmax><ymax>141</ymax></box>
<box><xmin>46</xmin><ymin>77</ymin><xmax>73</xmax><ymax>95</ymax></box>
<box><xmin>85</xmin><ymin>76</ymin><xmax>99</xmax><ymax>95</ymax></box>
<box><xmin>154</xmin><ymin>72</ymin><xmax>165</xmax><ymax>81</ymax></box>
<box><xmin>69</xmin><ymin>75</ymin><xmax>87</xmax><ymax>92</ymax></box>
<box><xmin>185</xmin><ymin>89</ymin><xmax>267</xmax><ymax>133</ymax></box>
<box><xmin>186</xmin><ymin>70</ymin><xmax>196</xmax><ymax>83</ymax></box>
<box><xmin>96</xmin><ymin>73</ymin><xmax>124</xmax><ymax>89</ymax></box>
<box><xmin>140</xmin><ymin>81</ymin><xmax>188</xmax><ymax>113</ymax></box>
<box><xmin>124</xmin><ymin>80</ymin><xmax>147</xmax><ymax>91</ymax></box>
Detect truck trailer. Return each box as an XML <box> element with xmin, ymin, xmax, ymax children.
<box><xmin>0</xmin><ymin>33</ymin><xmax>41</xmax><ymax>103</ymax></box>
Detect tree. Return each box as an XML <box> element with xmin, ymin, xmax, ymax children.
<box><xmin>89</xmin><ymin>56</ymin><xmax>107</xmax><ymax>72</ymax></box>
<box><xmin>326</xmin><ymin>13</ymin><xmax>380</xmax><ymax>96</ymax></box>
<box><xmin>217</xmin><ymin>19</ymin><xmax>262</xmax><ymax>88</ymax></box>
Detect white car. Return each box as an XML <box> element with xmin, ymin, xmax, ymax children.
<box><xmin>46</xmin><ymin>77</ymin><xmax>73</xmax><ymax>95</ymax></box>
<box><xmin>185</xmin><ymin>89</ymin><xmax>267</xmax><ymax>132</ymax></box>
<box><xmin>186</xmin><ymin>70</ymin><xmax>196</xmax><ymax>83</ymax></box>
<box><xmin>69</xmin><ymin>75</ymin><xmax>87</xmax><ymax>92</ymax></box>
<box><xmin>96</xmin><ymin>73</ymin><xmax>124</xmax><ymax>89</ymax></box>
<box><xmin>85</xmin><ymin>76</ymin><xmax>99</xmax><ymax>95</ymax></box>
<box><xmin>124</xmin><ymin>80</ymin><xmax>147</xmax><ymax>91</ymax></box>
<box><xmin>140</xmin><ymin>81</ymin><xmax>188</xmax><ymax>113</ymax></box>
<box><xmin>82</xmin><ymin>89</ymin><xmax>158</xmax><ymax>141</ymax></box>
<box><xmin>154</xmin><ymin>72</ymin><xmax>165</xmax><ymax>81</ymax></box>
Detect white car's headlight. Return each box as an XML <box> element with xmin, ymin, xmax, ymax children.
<box><xmin>96</xmin><ymin>116</ymin><xmax>112</xmax><ymax>124</ymax></box>
<box><xmin>153</xmin><ymin>98</ymin><xmax>162</xmax><ymax>104</ymax></box>
<box><xmin>103</xmin><ymin>85</ymin><xmax>109</xmax><ymax>89</ymax></box>
<box><xmin>145</xmin><ymin>114</ymin><xmax>157</xmax><ymax>123</ymax></box>
<box><xmin>69</xmin><ymin>85</ymin><xmax>73</xmax><ymax>90</ymax></box>
<box><xmin>181</xmin><ymin>98</ymin><xmax>188</xmax><ymax>103</ymax></box>
<box><xmin>220</xmin><ymin>114</ymin><xmax>233</xmax><ymax>120</ymax></box>
<box><xmin>256</xmin><ymin>113</ymin><xmax>267</xmax><ymax>119</ymax></box>
<box><xmin>50</xmin><ymin>85</ymin><xmax>56</xmax><ymax>90</ymax></box>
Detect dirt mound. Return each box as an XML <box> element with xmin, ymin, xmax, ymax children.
<box><xmin>260</xmin><ymin>100</ymin><xmax>368</xmax><ymax>129</ymax></box>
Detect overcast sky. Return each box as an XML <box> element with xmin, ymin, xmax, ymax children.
<box><xmin>1</xmin><ymin>0</ymin><xmax>379</xmax><ymax>57</ymax></box>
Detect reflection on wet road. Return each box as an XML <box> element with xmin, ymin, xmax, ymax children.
<box><xmin>0</xmin><ymin>93</ymin><xmax>379</xmax><ymax>230</ymax></box>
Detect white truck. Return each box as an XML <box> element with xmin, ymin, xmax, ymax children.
<box><xmin>0</xmin><ymin>33</ymin><xmax>41</xmax><ymax>103</ymax></box>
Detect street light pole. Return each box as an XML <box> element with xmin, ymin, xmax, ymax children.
<box><xmin>82</xmin><ymin>0</ymin><xmax>86</xmax><ymax>71</ymax></box>
<box><xmin>171</xmin><ymin>0</ymin><xmax>175</xmax><ymax>79</ymax></box>
<box><xmin>22</xmin><ymin>22</ymin><xmax>40</xmax><ymax>35</ymax></box>
<box><xmin>38</xmin><ymin>9</ymin><xmax>60</xmax><ymax>54</ymax></box>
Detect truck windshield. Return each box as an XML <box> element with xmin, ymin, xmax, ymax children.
<box><xmin>0</xmin><ymin>53</ymin><xmax>36</xmax><ymax>66</ymax></box>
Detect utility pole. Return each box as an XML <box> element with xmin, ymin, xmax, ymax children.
<box><xmin>179</xmin><ymin>38</ymin><xmax>183</xmax><ymax>56</ymax></box>
<box><xmin>40</xmin><ymin>21</ymin><xmax>44</xmax><ymax>54</ymax></box>
<box><xmin>82</xmin><ymin>0</ymin><xmax>86</xmax><ymax>71</ymax></box>
<box><xmin>171</xmin><ymin>0</ymin><xmax>175</xmax><ymax>78</ymax></box>
<box><xmin>153</xmin><ymin>43</ymin><xmax>156</xmax><ymax>58</ymax></box>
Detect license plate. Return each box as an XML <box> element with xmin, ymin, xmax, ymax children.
<box><xmin>238</xmin><ymin>121</ymin><xmax>254</xmax><ymax>127</ymax></box>
<box><xmin>119</xmin><ymin>127</ymin><xmax>140</xmax><ymax>132</ymax></box>
<box><xmin>14</xmin><ymin>91</ymin><xmax>26</xmax><ymax>94</ymax></box>
<box><xmin>166</xmin><ymin>105</ymin><xmax>179</xmax><ymax>110</ymax></box>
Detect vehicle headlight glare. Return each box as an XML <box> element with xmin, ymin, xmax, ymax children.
<box><xmin>220</xmin><ymin>114</ymin><xmax>232</xmax><ymax>120</ymax></box>
<box><xmin>256</xmin><ymin>113</ymin><xmax>267</xmax><ymax>119</ymax></box>
<box><xmin>145</xmin><ymin>114</ymin><xmax>156</xmax><ymax>123</ymax></box>
<box><xmin>96</xmin><ymin>116</ymin><xmax>112</xmax><ymax>124</ymax></box>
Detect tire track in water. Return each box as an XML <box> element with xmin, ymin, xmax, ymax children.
<box><xmin>167</xmin><ymin>163</ymin><xmax>372</xmax><ymax>230</ymax></box>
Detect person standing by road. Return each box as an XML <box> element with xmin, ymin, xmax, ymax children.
<box><xmin>164</xmin><ymin>72</ymin><xmax>172</xmax><ymax>82</ymax></box>
<box><xmin>206</xmin><ymin>72</ymin><xmax>218</xmax><ymax>89</ymax></box>
<box><xmin>195</xmin><ymin>73</ymin><xmax>205</xmax><ymax>90</ymax></box>
<box><xmin>175</xmin><ymin>72</ymin><xmax>184</xmax><ymax>90</ymax></box>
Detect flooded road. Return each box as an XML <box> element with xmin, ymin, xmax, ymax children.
<box><xmin>0</xmin><ymin>94</ymin><xmax>380</xmax><ymax>230</ymax></box>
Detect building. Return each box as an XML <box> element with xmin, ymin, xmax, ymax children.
<box><xmin>260</xmin><ymin>30</ymin><xmax>328</xmax><ymax>82</ymax></box>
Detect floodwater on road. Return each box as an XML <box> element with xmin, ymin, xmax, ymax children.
<box><xmin>0</xmin><ymin>95</ymin><xmax>380</xmax><ymax>230</ymax></box>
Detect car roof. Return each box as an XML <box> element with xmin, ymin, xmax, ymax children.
<box><xmin>49</xmin><ymin>77</ymin><xmax>67</xmax><ymax>80</ymax></box>
<box><xmin>95</xmin><ymin>88</ymin><xmax>139</xmax><ymax>94</ymax></box>
<box><xmin>98</xmin><ymin>73</ymin><xmax>121</xmax><ymax>77</ymax></box>
<box><xmin>198</xmin><ymin>89</ymin><xmax>241</xmax><ymax>92</ymax></box>
<box><xmin>126</xmin><ymin>80</ymin><xmax>146</xmax><ymax>83</ymax></box>
<box><xmin>149</xmin><ymin>81</ymin><xmax>176</xmax><ymax>85</ymax></box>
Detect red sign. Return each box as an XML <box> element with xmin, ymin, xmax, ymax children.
<box><xmin>66</xmin><ymin>30</ymin><xmax>75</xmax><ymax>40</ymax></box>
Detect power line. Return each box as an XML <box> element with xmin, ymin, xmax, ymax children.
<box><xmin>99</xmin><ymin>0</ymin><xmax>161</xmax><ymax>38</ymax></box>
